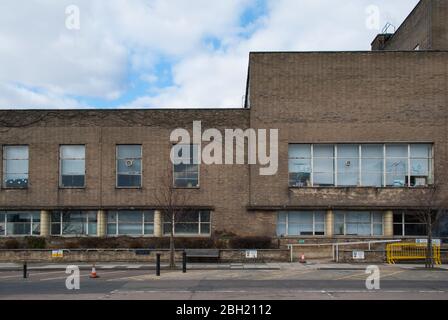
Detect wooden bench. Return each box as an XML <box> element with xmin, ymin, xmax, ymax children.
<box><xmin>184</xmin><ymin>249</ymin><xmax>220</xmax><ymax>262</ymax></box>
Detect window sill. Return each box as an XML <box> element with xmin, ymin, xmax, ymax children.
<box><xmin>115</xmin><ymin>187</ymin><xmax>143</xmax><ymax>190</ymax></box>
<box><xmin>172</xmin><ymin>186</ymin><xmax>200</xmax><ymax>190</ymax></box>
<box><xmin>59</xmin><ymin>187</ymin><xmax>86</xmax><ymax>190</ymax></box>
<box><xmin>1</xmin><ymin>187</ymin><xmax>29</xmax><ymax>190</ymax></box>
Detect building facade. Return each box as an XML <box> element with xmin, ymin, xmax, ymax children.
<box><xmin>1</xmin><ymin>0</ymin><xmax>447</xmax><ymax>242</ymax></box>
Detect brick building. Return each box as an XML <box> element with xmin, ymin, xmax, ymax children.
<box><xmin>0</xmin><ymin>0</ymin><xmax>447</xmax><ymax>242</ymax></box>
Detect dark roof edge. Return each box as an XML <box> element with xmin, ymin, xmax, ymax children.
<box><xmin>0</xmin><ymin>107</ymin><xmax>249</xmax><ymax>112</ymax></box>
<box><xmin>249</xmin><ymin>49</ymin><xmax>448</xmax><ymax>54</ymax></box>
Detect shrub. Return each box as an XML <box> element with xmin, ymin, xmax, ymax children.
<box><xmin>128</xmin><ymin>239</ymin><xmax>144</xmax><ymax>249</ymax></box>
<box><xmin>228</xmin><ymin>236</ymin><xmax>273</xmax><ymax>249</ymax></box>
<box><xmin>25</xmin><ymin>237</ymin><xmax>46</xmax><ymax>249</ymax></box>
<box><xmin>4</xmin><ymin>239</ymin><xmax>21</xmax><ymax>249</ymax></box>
<box><xmin>64</xmin><ymin>241</ymin><xmax>79</xmax><ymax>249</ymax></box>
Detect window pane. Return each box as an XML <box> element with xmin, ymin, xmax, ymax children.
<box><xmin>372</xmin><ymin>212</ymin><xmax>383</xmax><ymax>223</ymax></box>
<box><xmin>144</xmin><ymin>224</ymin><xmax>154</xmax><ymax>235</ymax></box>
<box><xmin>4</xmin><ymin>146</ymin><xmax>28</xmax><ymax>159</ymax></box>
<box><xmin>386</xmin><ymin>159</ymin><xmax>408</xmax><ymax>186</ymax></box>
<box><xmin>334</xmin><ymin>222</ymin><xmax>344</xmax><ymax>235</ymax></box>
<box><xmin>107</xmin><ymin>212</ymin><xmax>117</xmax><ymax>223</ymax></box>
<box><xmin>61</xmin><ymin>175</ymin><xmax>85</xmax><ymax>187</ymax></box>
<box><xmin>200</xmin><ymin>211</ymin><xmax>210</xmax><ymax>222</ymax></box>
<box><xmin>289</xmin><ymin>144</ymin><xmax>311</xmax><ymax>158</ymax></box>
<box><xmin>61</xmin><ymin>159</ymin><xmax>85</xmax><ymax>175</ymax></box>
<box><xmin>6</xmin><ymin>223</ymin><xmax>30</xmax><ymax>235</ymax></box>
<box><xmin>410</xmin><ymin>159</ymin><xmax>429</xmax><ymax>176</ymax></box>
<box><xmin>118</xmin><ymin>224</ymin><xmax>142</xmax><ymax>235</ymax></box>
<box><xmin>314</xmin><ymin>145</ymin><xmax>334</xmax><ymax>158</ymax></box>
<box><xmin>107</xmin><ymin>224</ymin><xmax>117</xmax><ymax>235</ymax></box>
<box><xmin>386</xmin><ymin>144</ymin><xmax>408</xmax><ymax>158</ymax></box>
<box><xmin>118</xmin><ymin>212</ymin><xmax>142</xmax><ymax>223</ymax></box>
<box><xmin>0</xmin><ymin>213</ymin><xmax>5</xmax><ymax>236</ymax></box>
<box><xmin>410</xmin><ymin>144</ymin><xmax>431</xmax><ymax>158</ymax></box>
<box><xmin>200</xmin><ymin>223</ymin><xmax>210</xmax><ymax>234</ymax></box>
<box><xmin>117</xmin><ymin>145</ymin><xmax>141</xmax><ymax>158</ymax></box>
<box><xmin>405</xmin><ymin>224</ymin><xmax>426</xmax><ymax>236</ymax></box>
<box><xmin>314</xmin><ymin>211</ymin><xmax>325</xmax><ymax>223</ymax></box>
<box><xmin>117</xmin><ymin>174</ymin><xmax>141</xmax><ymax>187</ymax></box>
<box><xmin>393</xmin><ymin>224</ymin><xmax>403</xmax><ymax>236</ymax></box>
<box><xmin>175</xmin><ymin>223</ymin><xmax>199</xmax><ymax>234</ymax></box>
<box><xmin>60</xmin><ymin>145</ymin><xmax>85</xmax><ymax>159</ymax></box>
<box><xmin>373</xmin><ymin>224</ymin><xmax>383</xmax><ymax>236</ymax></box>
<box><xmin>5</xmin><ymin>159</ymin><xmax>28</xmax><ymax>173</ymax></box>
<box><xmin>313</xmin><ymin>146</ymin><xmax>334</xmax><ymax>186</ymax></box>
<box><xmin>144</xmin><ymin>211</ymin><xmax>154</xmax><ymax>223</ymax></box>
<box><xmin>278</xmin><ymin>212</ymin><xmax>287</xmax><ymax>224</ymax></box>
<box><xmin>117</xmin><ymin>159</ymin><xmax>141</xmax><ymax>173</ymax></box>
<box><xmin>276</xmin><ymin>223</ymin><xmax>286</xmax><ymax>236</ymax></box>
<box><xmin>361</xmin><ymin>159</ymin><xmax>383</xmax><ymax>187</ymax></box>
<box><xmin>361</xmin><ymin>144</ymin><xmax>383</xmax><ymax>158</ymax></box>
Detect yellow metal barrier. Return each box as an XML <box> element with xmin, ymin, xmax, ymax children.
<box><xmin>386</xmin><ymin>242</ymin><xmax>441</xmax><ymax>265</ymax></box>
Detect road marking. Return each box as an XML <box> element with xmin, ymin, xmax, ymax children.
<box><xmin>379</xmin><ymin>270</ymin><xmax>405</xmax><ymax>279</ymax></box>
<box><xmin>0</xmin><ymin>270</ymin><xmax>63</xmax><ymax>279</ymax></box>
<box><xmin>334</xmin><ymin>272</ymin><xmax>367</xmax><ymax>280</ymax></box>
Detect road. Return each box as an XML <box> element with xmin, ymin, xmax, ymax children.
<box><xmin>1</xmin><ymin>263</ymin><xmax>448</xmax><ymax>300</ymax></box>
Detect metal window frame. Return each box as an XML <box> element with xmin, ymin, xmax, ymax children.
<box><xmin>2</xmin><ymin>145</ymin><xmax>29</xmax><ymax>189</ymax></box>
<box><xmin>59</xmin><ymin>144</ymin><xmax>86</xmax><ymax>189</ymax></box>
<box><xmin>116</xmin><ymin>144</ymin><xmax>143</xmax><ymax>189</ymax></box>
<box><xmin>1</xmin><ymin>211</ymin><xmax>38</xmax><ymax>236</ymax></box>
<box><xmin>172</xmin><ymin>144</ymin><xmax>200</xmax><ymax>189</ymax></box>
<box><xmin>163</xmin><ymin>211</ymin><xmax>210</xmax><ymax>236</ymax></box>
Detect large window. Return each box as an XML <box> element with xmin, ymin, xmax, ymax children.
<box><xmin>288</xmin><ymin>144</ymin><xmax>433</xmax><ymax>188</ymax></box>
<box><xmin>0</xmin><ymin>211</ymin><xmax>40</xmax><ymax>236</ymax></box>
<box><xmin>3</xmin><ymin>145</ymin><xmax>29</xmax><ymax>188</ymax></box>
<box><xmin>116</xmin><ymin>145</ymin><xmax>142</xmax><ymax>188</ymax></box>
<box><xmin>163</xmin><ymin>210</ymin><xmax>210</xmax><ymax>235</ymax></box>
<box><xmin>393</xmin><ymin>212</ymin><xmax>427</xmax><ymax>236</ymax></box>
<box><xmin>172</xmin><ymin>144</ymin><xmax>199</xmax><ymax>188</ymax></box>
<box><xmin>334</xmin><ymin>211</ymin><xmax>383</xmax><ymax>236</ymax></box>
<box><xmin>277</xmin><ymin>211</ymin><xmax>325</xmax><ymax>236</ymax></box>
<box><xmin>107</xmin><ymin>211</ymin><xmax>154</xmax><ymax>236</ymax></box>
<box><xmin>60</xmin><ymin>145</ymin><xmax>85</xmax><ymax>188</ymax></box>
<box><xmin>51</xmin><ymin>211</ymin><xmax>97</xmax><ymax>236</ymax></box>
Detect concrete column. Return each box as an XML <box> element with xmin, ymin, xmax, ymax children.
<box><xmin>97</xmin><ymin>210</ymin><xmax>107</xmax><ymax>237</ymax></box>
<box><xmin>40</xmin><ymin>210</ymin><xmax>50</xmax><ymax>237</ymax></box>
<box><xmin>384</xmin><ymin>210</ymin><xmax>394</xmax><ymax>237</ymax></box>
<box><xmin>154</xmin><ymin>210</ymin><xmax>162</xmax><ymax>237</ymax></box>
<box><xmin>325</xmin><ymin>210</ymin><xmax>334</xmax><ymax>237</ymax></box>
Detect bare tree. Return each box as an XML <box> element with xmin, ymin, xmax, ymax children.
<box><xmin>414</xmin><ymin>185</ymin><xmax>447</xmax><ymax>268</ymax></box>
<box><xmin>153</xmin><ymin>163</ymin><xmax>189</xmax><ymax>269</ymax></box>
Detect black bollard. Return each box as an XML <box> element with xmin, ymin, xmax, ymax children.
<box><xmin>182</xmin><ymin>251</ymin><xmax>187</xmax><ymax>273</ymax></box>
<box><xmin>23</xmin><ymin>262</ymin><xmax>27</xmax><ymax>279</ymax></box>
<box><xmin>156</xmin><ymin>253</ymin><xmax>161</xmax><ymax>276</ymax></box>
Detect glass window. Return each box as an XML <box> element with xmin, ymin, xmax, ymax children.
<box><xmin>3</xmin><ymin>146</ymin><xmax>29</xmax><ymax>188</ymax></box>
<box><xmin>51</xmin><ymin>211</ymin><xmax>97</xmax><ymax>236</ymax></box>
<box><xmin>0</xmin><ymin>213</ymin><xmax>5</xmax><ymax>236</ymax></box>
<box><xmin>288</xmin><ymin>144</ymin><xmax>433</xmax><ymax>188</ymax></box>
<box><xmin>313</xmin><ymin>145</ymin><xmax>334</xmax><ymax>186</ymax></box>
<box><xmin>163</xmin><ymin>210</ymin><xmax>210</xmax><ymax>235</ymax></box>
<box><xmin>386</xmin><ymin>144</ymin><xmax>408</xmax><ymax>187</ymax></box>
<box><xmin>106</xmin><ymin>211</ymin><xmax>154</xmax><ymax>236</ymax></box>
<box><xmin>288</xmin><ymin>144</ymin><xmax>312</xmax><ymax>187</ymax></box>
<box><xmin>393</xmin><ymin>212</ymin><xmax>427</xmax><ymax>236</ymax></box>
<box><xmin>0</xmin><ymin>211</ymin><xmax>40</xmax><ymax>236</ymax></box>
<box><xmin>116</xmin><ymin>145</ymin><xmax>142</xmax><ymax>188</ymax></box>
<box><xmin>333</xmin><ymin>211</ymin><xmax>384</xmax><ymax>236</ymax></box>
<box><xmin>60</xmin><ymin>145</ymin><xmax>85</xmax><ymax>188</ymax></box>
<box><xmin>173</xmin><ymin>144</ymin><xmax>199</xmax><ymax>188</ymax></box>
<box><xmin>337</xmin><ymin>145</ymin><xmax>359</xmax><ymax>186</ymax></box>
<box><xmin>361</xmin><ymin>144</ymin><xmax>383</xmax><ymax>187</ymax></box>
<box><xmin>410</xmin><ymin>144</ymin><xmax>433</xmax><ymax>186</ymax></box>
<box><xmin>276</xmin><ymin>211</ymin><xmax>326</xmax><ymax>236</ymax></box>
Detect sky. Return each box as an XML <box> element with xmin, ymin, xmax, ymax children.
<box><xmin>0</xmin><ymin>0</ymin><xmax>420</xmax><ymax>109</ymax></box>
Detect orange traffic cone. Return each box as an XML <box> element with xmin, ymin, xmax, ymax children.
<box><xmin>90</xmin><ymin>265</ymin><xmax>99</xmax><ymax>278</ymax></box>
<box><xmin>299</xmin><ymin>253</ymin><xmax>306</xmax><ymax>263</ymax></box>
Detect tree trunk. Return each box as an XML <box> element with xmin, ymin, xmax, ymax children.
<box><xmin>169</xmin><ymin>211</ymin><xmax>176</xmax><ymax>269</ymax></box>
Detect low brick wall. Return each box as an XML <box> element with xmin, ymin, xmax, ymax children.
<box><xmin>0</xmin><ymin>249</ymin><xmax>289</xmax><ymax>263</ymax></box>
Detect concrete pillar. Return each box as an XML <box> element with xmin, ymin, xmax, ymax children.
<box><xmin>384</xmin><ymin>210</ymin><xmax>394</xmax><ymax>237</ymax></box>
<box><xmin>40</xmin><ymin>210</ymin><xmax>50</xmax><ymax>237</ymax></box>
<box><xmin>97</xmin><ymin>210</ymin><xmax>107</xmax><ymax>237</ymax></box>
<box><xmin>325</xmin><ymin>210</ymin><xmax>334</xmax><ymax>237</ymax></box>
<box><xmin>154</xmin><ymin>210</ymin><xmax>163</xmax><ymax>237</ymax></box>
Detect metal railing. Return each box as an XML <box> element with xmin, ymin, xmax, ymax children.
<box><xmin>386</xmin><ymin>242</ymin><xmax>441</xmax><ymax>265</ymax></box>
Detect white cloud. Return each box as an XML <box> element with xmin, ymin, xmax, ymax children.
<box><xmin>0</xmin><ymin>0</ymin><xmax>420</xmax><ymax>109</ymax></box>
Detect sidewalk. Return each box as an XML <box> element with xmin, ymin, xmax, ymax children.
<box><xmin>0</xmin><ymin>261</ymin><xmax>446</xmax><ymax>272</ymax></box>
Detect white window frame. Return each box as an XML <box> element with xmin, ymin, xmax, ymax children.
<box><xmin>0</xmin><ymin>211</ymin><xmax>40</xmax><ymax>236</ymax></box>
<box><xmin>277</xmin><ymin>211</ymin><xmax>326</xmax><ymax>237</ymax></box>
<box><xmin>51</xmin><ymin>211</ymin><xmax>97</xmax><ymax>236</ymax></box>
<box><xmin>59</xmin><ymin>144</ymin><xmax>86</xmax><ymax>188</ymax></box>
<box><xmin>288</xmin><ymin>143</ymin><xmax>434</xmax><ymax>188</ymax></box>
<box><xmin>172</xmin><ymin>144</ymin><xmax>200</xmax><ymax>188</ymax></box>
<box><xmin>2</xmin><ymin>145</ymin><xmax>29</xmax><ymax>189</ymax></box>
<box><xmin>334</xmin><ymin>211</ymin><xmax>384</xmax><ymax>236</ymax></box>
<box><xmin>116</xmin><ymin>145</ymin><xmax>142</xmax><ymax>188</ymax></box>
<box><xmin>163</xmin><ymin>211</ymin><xmax>211</xmax><ymax>236</ymax></box>
<box><xmin>107</xmin><ymin>211</ymin><xmax>154</xmax><ymax>236</ymax></box>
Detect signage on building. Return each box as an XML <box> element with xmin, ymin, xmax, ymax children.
<box><xmin>51</xmin><ymin>250</ymin><xmax>64</xmax><ymax>258</ymax></box>
<box><xmin>352</xmin><ymin>250</ymin><xmax>365</xmax><ymax>260</ymax></box>
<box><xmin>245</xmin><ymin>250</ymin><xmax>257</xmax><ymax>259</ymax></box>
<box><xmin>416</xmin><ymin>239</ymin><xmax>441</xmax><ymax>246</ymax></box>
